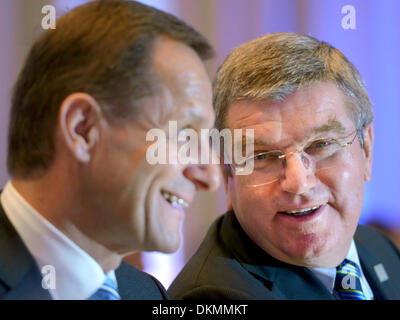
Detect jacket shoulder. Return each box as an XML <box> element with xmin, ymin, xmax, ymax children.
<box><xmin>355</xmin><ymin>224</ymin><xmax>400</xmax><ymax>258</ymax></box>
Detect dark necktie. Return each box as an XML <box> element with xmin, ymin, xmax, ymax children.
<box><xmin>334</xmin><ymin>259</ymin><xmax>367</xmax><ymax>300</ymax></box>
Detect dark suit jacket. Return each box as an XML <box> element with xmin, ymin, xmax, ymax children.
<box><xmin>0</xmin><ymin>202</ymin><xmax>168</xmax><ymax>300</ymax></box>
<box><xmin>169</xmin><ymin>211</ymin><xmax>400</xmax><ymax>300</ymax></box>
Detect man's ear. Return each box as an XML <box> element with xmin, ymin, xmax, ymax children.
<box><xmin>362</xmin><ymin>123</ymin><xmax>374</xmax><ymax>182</ymax></box>
<box><xmin>59</xmin><ymin>93</ymin><xmax>101</xmax><ymax>163</ymax></box>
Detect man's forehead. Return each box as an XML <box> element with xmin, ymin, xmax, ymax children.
<box><xmin>229</xmin><ymin>81</ymin><xmax>345</xmax><ymax>115</ymax></box>
<box><xmin>227</xmin><ymin>100</ymin><xmax>341</xmax><ymax>131</ymax></box>
<box><xmin>144</xmin><ymin>37</ymin><xmax>214</xmax><ymax>128</ymax></box>
<box><xmin>152</xmin><ymin>36</ymin><xmax>207</xmax><ymax>80</ymax></box>
<box><xmin>227</xmin><ymin>88</ymin><xmax>355</xmax><ymax>148</ymax></box>
<box><xmin>235</xmin><ymin>117</ymin><xmax>347</xmax><ymax>151</ymax></box>
<box><xmin>227</xmin><ymin>82</ymin><xmax>351</xmax><ymax>131</ymax></box>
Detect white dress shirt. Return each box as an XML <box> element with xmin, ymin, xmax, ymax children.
<box><xmin>0</xmin><ymin>181</ymin><xmax>117</xmax><ymax>300</ymax></box>
<box><xmin>309</xmin><ymin>239</ymin><xmax>374</xmax><ymax>299</ymax></box>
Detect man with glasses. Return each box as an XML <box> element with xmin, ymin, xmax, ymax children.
<box><xmin>169</xmin><ymin>33</ymin><xmax>400</xmax><ymax>300</ymax></box>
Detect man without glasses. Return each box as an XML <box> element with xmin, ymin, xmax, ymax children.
<box><xmin>169</xmin><ymin>32</ymin><xmax>400</xmax><ymax>300</ymax></box>
<box><xmin>0</xmin><ymin>0</ymin><xmax>220</xmax><ymax>300</ymax></box>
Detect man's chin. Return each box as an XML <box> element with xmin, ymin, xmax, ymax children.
<box><xmin>285</xmin><ymin>235</ymin><xmax>346</xmax><ymax>267</ymax></box>
<box><xmin>147</xmin><ymin>233</ymin><xmax>181</xmax><ymax>254</ymax></box>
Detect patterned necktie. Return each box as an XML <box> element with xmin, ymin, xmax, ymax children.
<box><xmin>334</xmin><ymin>259</ymin><xmax>367</xmax><ymax>300</ymax></box>
<box><xmin>88</xmin><ymin>275</ymin><xmax>121</xmax><ymax>300</ymax></box>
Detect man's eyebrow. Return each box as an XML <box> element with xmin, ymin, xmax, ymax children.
<box><xmin>236</xmin><ymin>119</ymin><xmax>346</xmax><ymax>149</ymax></box>
<box><xmin>238</xmin><ymin>136</ymin><xmax>273</xmax><ymax>149</ymax></box>
<box><xmin>313</xmin><ymin>119</ymin><xmax>346</xmax><ymax>134</ymax></box>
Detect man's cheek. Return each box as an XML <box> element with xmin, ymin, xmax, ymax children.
<box><xmin>321</xmin><ymin>154</ymin><xmax>357</xmax><ymax>189</ymax></box>
<box><xmin>336</xmin><ymin>158</ymin><xmax>364</xmax><ymax>192</ymax></box>
<box><xmin>332</xmin><ymin>166</ymin><xmax>364</xmax><ymax>218</ymax></box>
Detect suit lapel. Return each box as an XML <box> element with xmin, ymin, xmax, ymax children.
<box><xmin>0</xmin><ymin>202</ymin><xmax>51</xmax><ymax>299</ymax></box>
<box><xmin>115</xmin><ymin>262</ymin><xmax>142</xmax><ymax>300</ymax></box>
<box><xmin>243</xmin><ymin>261</ymin><xmax>335</xmax><ymax>299</ymax></box>
<box><xmin>274</xmin><ymin>266</ymin><xmax>335</xmax><ymax>300</ymax></box>
<box><xmin>2</xmin><ymin>265</ymin><xmax>51</xmax><ymax>300</ymax></box>
<box><xmin>115</xmin><ymin>261</ymin><xmax>168</xmax><ymax>300</ymax></box>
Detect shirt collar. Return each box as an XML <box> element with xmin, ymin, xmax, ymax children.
<box><xmin>308</xmin><ymin>239</ymin><xmax>359</xmax><ymax>293</ymax></box>
<box><xmin>1</xmin><ymin>181</ymin><xmax>113</xmax><ymax>299</ymax></box>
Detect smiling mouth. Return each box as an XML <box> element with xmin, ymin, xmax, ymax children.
<box><xmin>280</xmin><ymin>205</ymin><xmax>322</xmax><ymax>217</ymax></box>
<box><xmin>161</xmin><ymin>190</ymin><xmax>189</xmax><ymax>208</ymax></box>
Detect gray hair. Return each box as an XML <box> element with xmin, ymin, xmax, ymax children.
<box><xmin>213</xmin><ymin>32</ymin><xmax>373</xmax><ymax>145</ymax></box>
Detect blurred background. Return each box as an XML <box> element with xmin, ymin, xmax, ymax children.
<box><xmin>0</xmin><ymin>0</ymin><xmax>399</xmax><ymax>289</ymax></box>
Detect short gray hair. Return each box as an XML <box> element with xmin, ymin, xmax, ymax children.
<box><xmin>213</xmin><ymin>32</ymin><xmax>373</xmax><ymax>145</ymax></box>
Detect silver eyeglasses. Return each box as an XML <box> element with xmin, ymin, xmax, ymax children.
<box><xmin>232</xmin><ymin>130</ymin><xmax>359</xmax><ymax>187</ymax></box>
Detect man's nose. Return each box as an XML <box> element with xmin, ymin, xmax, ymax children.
<box><xmin>280</xmin><ymin>153</ymin><xmax>316</xmax><ymax>194</ymax></box>
<box><xmin>183</xmin><ymin>163</ymin><xmax>221</xmax><ymax>191</ymax></box>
